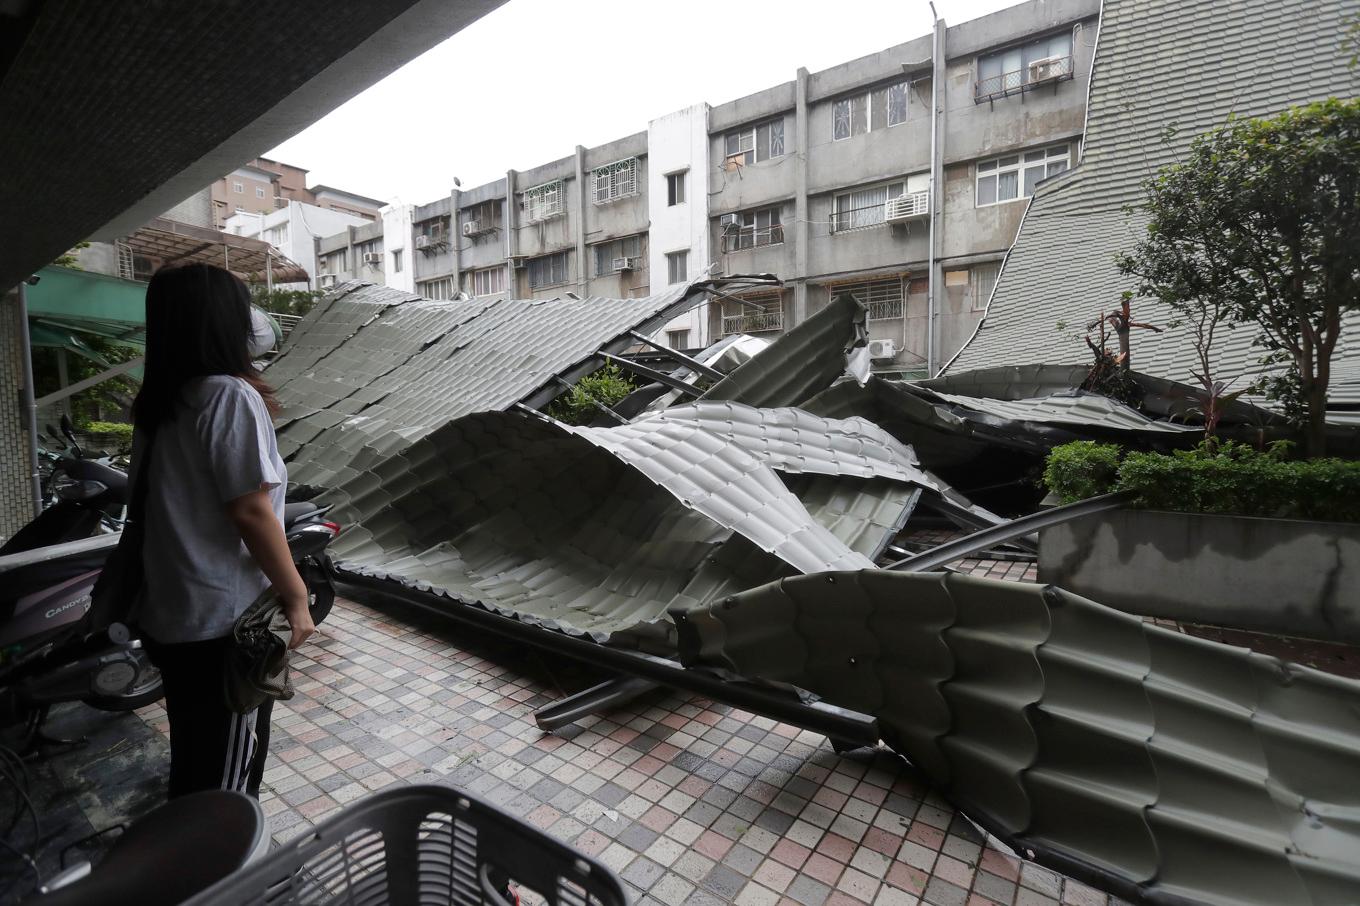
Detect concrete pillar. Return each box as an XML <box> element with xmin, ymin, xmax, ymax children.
<box><xmin>927</xmin><ymin>16</ymin><xmax>947</xmax><ymax>375</ymax></box>
<box><xmin>793</xmin><ymin>67</ymin><xmax>810</xmax><ymax>327</ymax></box>
<box><xmin>574</xmin><ymin>145</ymin><xmax>588</xmax><ymax>293</ymax></box>
<box><xmin>0</xmin><ymin>289</ymin><xmax>37</xmax><ymax>538</ymax></box>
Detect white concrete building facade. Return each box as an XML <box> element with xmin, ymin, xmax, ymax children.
<box><xmin>225</xmin><ymin>200</ymin><xmax>371</xmax><ymax>286</ymax></box>
<box><xmin>647</xmin><ymin>104</ymin><xmax>713</xmax><ymax>350</ymax></box>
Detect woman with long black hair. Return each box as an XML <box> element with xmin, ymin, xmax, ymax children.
<box><xmin>131</xmin><ymin>263</ymin><xmax>313</xmax><ymax>799</ymax></box>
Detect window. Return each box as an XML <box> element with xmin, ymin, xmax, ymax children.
<box><xmin>976</xmin><ymin>144</ymin><xmax>1069</xmax><ymax>206</ymax></box>
<box><xmin>470</xmin><ymin>266</ymin><xmax>506</xmax><ymax>297</ymax></box>
<box><xmin>666</xmin><ymin>250</ymin><xmax>689</xmax><ymax>285</ymax></box>
<box><xmin>971</xmin><ymin>262</ymin><xmax>1001</xmax><ymax>310</ymax></box>
<box><xmin>263</xmin><ymin>224</ymin><xmax>289</xmax><ymax>246</ymax></box>
<box><xmin>392</xmin><ymin>249</ymin><xmax>403</xmax><ymax>273</ymax></box>
<box><xmin>593</xmin><ymin>158</ymin><xmax>639</xmax><ymax>204</ymax></box>
<box><xmin>724</xmin><ymin>117</ymin><xmax>785</xmax><ymax>166</ymax></box>
<box><xmin>255</xmin><ymin>186</ymin><xmax>266</xmax><ymax>198</ymax></box>
<box><xmin>833</xmin><ymin>277</ymin><xmax>905</xmax><ymax>321</ymax></box>
<box><xmin>527</xmin><ymin>251</ymin><xmax>569</xmax><ymax>289</ymax></box>
<box><xmin>667</xmin><ymin>171</ymin><xmax>687</xmax><ymax>206</ymax></box>
<box><xmin>593</xmin><ymin>235</ymin><xmax>643</xmax><ymax>276</ymax></box>
<box><xmin>721</xmin><ymin>292</ymin><xmax>783</xmax><ymax>335</ymax></box>
<box><xmin>666</xmin><ymin>329</ymin><xmax>691</xmax><ymax>349</ymax></box>
<box><xmin>833</xmin><ymin>82</ymin><xmax>909</xmax><ymax>141</ymax></box>
<box><xmin>328</xmin><ymin>249</ymin><xmax>347</xmax><ymax>273</ymax></box>
<box><xmin>524</xmin><ymin>180</ymin><xmax>564</xmax><ymax>221</ymax></box>
<box><xmin>832</xmin><ymin>181</ymin><xmax>908</xmax><ymax>231</ymax></box>
<box><xmin>976</xmin><ymin>30</ymin><xmax>1074</xmax><ymax>99</ymax></box>
<box><xmin>719</xmin><ymin>206</ymin><xmax>783</xmax><ymax>251</ymax></box>
<box><xmin>232</xmin><ymin>181</ymin><xmax>243</xmax><ymax>194</ymax></box>
<box><xmin>417</xmin><ymin>217</ymin><xmax>449</xmax><ymax>247</ymax></box>
<box><xmin>417</xmin><ymin>276</ymin><xmax>456</xmax><ymax>300</ymax></box>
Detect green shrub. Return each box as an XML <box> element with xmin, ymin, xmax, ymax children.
<box><xmin>1041</xmin><ymin>441</ymin><xmax>1123</xmax><ymax>503</ymax></box>
<box><xmin>81</xmin><ymin>420</ymin><xmax>133</xmax><ymax>441</ymax></box>
<box><xmin>1042</xmin><ymin>440</ymin><xmax>1360</xmax><ymax>522</ymax></box>
<box><xmin>545</xmin><ymin>364</ymin><xmax>637</xmax><ymax>426</ymax></box>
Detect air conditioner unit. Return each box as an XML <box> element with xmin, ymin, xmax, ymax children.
<box><xmin>885</xmin><ymin>192</ymin><xmax>929</xmax><ymax>223</ymax></box>
<box><xmin>462</xmin><ymin>220</ymin><xmax>481</xmax><ymax>237</ymax></box>
<box><xmin>510</xmin><ymin>256</ymin><xmax>528</xmax><ymax>269</ymax></box>
<box><xmin>415</xmin><ymin>234</ymin><xmax>432</xmax><ymax>249</ymax></box>
<box><xmin>612</xmin><ymin>256</ymin><xmax>637</xmax><ymax>272</ymax></box>
<box><xmin>1028</xmin><ymin>55</ymin><xmax>1066</xmax><ymax>83</ymax></box>
<box><xmin>363</xmin><ymin>252</ymin><xmax>382</xmax><ymax>266</ymax></box>
<box><xmin>868</xmin><ymin>338</ymin><xmax>897</xmax><ymax>361</ymax></box>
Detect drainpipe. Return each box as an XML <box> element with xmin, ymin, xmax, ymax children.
<box><xmin>574</xmin><ymin>146</ymin><xmax>588</xmax><ymax>294</ymax></box>
<box><xmin>793</xmin><ymin>68</ymin><xmax>810</xmax><ymax>327</ymax></box>
<box><xmin>505</xmin><ymin>169</ymin><xmax>518</xmax><ymax>293</ymax></box>
<box><xmin>926</xmin><ymin>6</ymin><xmax>945</xmax><ymax>376</ymax></box>
<box><xmin>450</xmin><ymin>186</ymin><xmax>462</xmax><ymax>293</ymax></box>
<box><xmin>16</xmin><ymin>279</ymin><xmax>42</xmax><ymax>516</ymax></box>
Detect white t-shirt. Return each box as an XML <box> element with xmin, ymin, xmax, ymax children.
<box><xmin>133</xmin><ymin>375</ymin><xmax>287</xmax><ymax>644</ymax></box>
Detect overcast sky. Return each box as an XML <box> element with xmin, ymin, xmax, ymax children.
<box><xmin>267</xmin><ymin>0</ymin><xmax>1022</xmax><ymax>206</ymax></box>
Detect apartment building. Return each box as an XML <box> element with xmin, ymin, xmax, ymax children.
<box><xmin>315</xmin><ymin>219</ymin><xmax>387</xmax><ymax>289</ymax></box>
<box><xmin>678</xmin><ymin>0</ymin><xmax>1098</xmax><ymax>373</ymax></box>
<box><xmin>210</xmin><ymin>157</ymin><xmax>385</xmax><ymax>229</ymax></box>
<box><xmin>341</xmin><ymin>0</ymin><xmax>1097</xmax><ymax>370</ymax></box>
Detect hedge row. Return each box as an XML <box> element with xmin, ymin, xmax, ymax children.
<box><xmin>1043</xmin><ymin>441</ymin><xmax>1360</xmax><ymax>523</ymax></box>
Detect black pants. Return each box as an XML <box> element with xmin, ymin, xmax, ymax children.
<box><xmin>145</xmin><ymin>636</ymin><xmax>274</xmax><ymax>799</ymax></box>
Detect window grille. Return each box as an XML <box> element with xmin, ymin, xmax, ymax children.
<box><xmin>524</xmin><ymin>181</ymin><xmax>564</xmax><ymax>221</ymax></box>
<box><xmin>593</xmin><ymin>159</ymin><xmax>639</xmax><ymax>204</ymax></box>
<box><xmin>834</xmin><ymin>278</ymin><xmax>905</xmax><ymax>321</ymax></box>
<box><xmin>833</xmin><ymin>81</ymin><xmax>909</xmax><ymax>141</ymax></box>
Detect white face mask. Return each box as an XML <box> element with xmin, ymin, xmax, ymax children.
<box><xmin>248</xmin><ymin>306</ymin><xmax>279</xmax><ymax>358</ymax></box>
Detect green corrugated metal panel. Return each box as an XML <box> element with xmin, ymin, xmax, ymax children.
<box><xmin>677</xmin><ymin>569</ymin><xmax>1360</xmax><ymax>906</ymax></box>
<box><xmin>26</xmin><ymin>266</ymin><xmax>147</xmax><ymax>328</ymax></box>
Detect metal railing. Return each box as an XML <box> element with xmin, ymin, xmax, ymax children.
<box><xmin>721</xmin><ymin>309</ymin><xmax>784</xmax><ymax>335</ymax></box>
<box><xmin>274</xmin><ymin>313</ymin><xmax>303</xmax><ymax>336</ymax></box>
<box><xmin>721</xmin><ymin>224</ymin><xmax>784</xmax><ymax>252</ymax></box>
<box><xmin>975</xmin><ymin>55</ymin><xmax>1074</xmax><ymax>101</ymax></box>
<box><xmin>831</xmin><ymin>194</ymin><xmax>927</xmax><ymax>233</ymax></box>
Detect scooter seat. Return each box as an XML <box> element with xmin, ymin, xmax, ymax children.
<box><xmin>34</xmin><ymin>790</ymin><xmax>265</xmax><ymax>906</ymax></box>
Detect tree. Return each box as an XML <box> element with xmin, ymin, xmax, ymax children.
<box><xmin>1117</xmin><ymin>98</ymin><xmax>1360</xmax><ymax>457</ymax></box>
<box><xmin>249</xmin><ymin>284</ymin><xmax>323</xmax><ymax>318</ymax></box>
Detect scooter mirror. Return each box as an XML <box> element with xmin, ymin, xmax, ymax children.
<box><xmin>56</xmin><ymin>479</ymin><xmax>107</xmax><ymax>502</ymax></box>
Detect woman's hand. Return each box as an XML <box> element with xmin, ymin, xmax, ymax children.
<box><xmin>227</xmin><ymin>488</ymin><xmax>315</xmax><ymax>650</ymax></box>
<box><xmin>281</xmin><ymin>590</ymin><xmax>315</xmax><ymax>650</ymax></box>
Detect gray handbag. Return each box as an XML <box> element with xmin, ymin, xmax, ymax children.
<box><xmin>224</xmin><ymin>589</ymin><xmax>298</xmax><ymax>714</ymax></box>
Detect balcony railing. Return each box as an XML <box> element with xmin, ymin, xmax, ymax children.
<box><xmin>721</xmin><ymin>224</ymin><xmax>784</xmax><ymax>253</ymax></box>
<box><xmin>975</xmin><ymin>55</ymin><xmax>1074</xmax><ymax>102</ymax></box>
<box><xmin>721</xmin><ymin>309</ymin><xmax>784</xmax><ymax>335</ymax></box>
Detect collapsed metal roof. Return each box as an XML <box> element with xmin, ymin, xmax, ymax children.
<box><xmin>675</xmin><ymin>569</ymin><xmax>1360</xmax><ymax>906</ymax></box>
<box><xmin>268</xmin><ymin>278</ymin><xmax>1360</xmax><ymax>906</ymax></box>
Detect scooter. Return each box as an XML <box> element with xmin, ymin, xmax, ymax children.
<box><xmin>0</xmin><ymin>486</ymin><xmax>342</xmax><ymax>748</ymax></box>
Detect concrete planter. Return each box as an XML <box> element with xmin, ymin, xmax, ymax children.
<box><xmin>1039</xmin><ymin>508</ymin><xmax>1360</xmax><ymax>643</ymax></box>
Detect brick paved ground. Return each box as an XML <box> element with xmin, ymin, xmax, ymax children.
<box><xmin>11</xmin><ymin>546</ymin><xmax>1354</xmax><ymax>906</ymax></box>
<box><xmin>101</xmin><ymin>562</ymin><xmax>1115</xmax><ymax>906</ymax></box>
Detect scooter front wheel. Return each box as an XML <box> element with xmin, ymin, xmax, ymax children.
<box><xmin>83</xmin><ymin>648</ymin><xmax>164</xmax><ymax>712</ymax></box>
